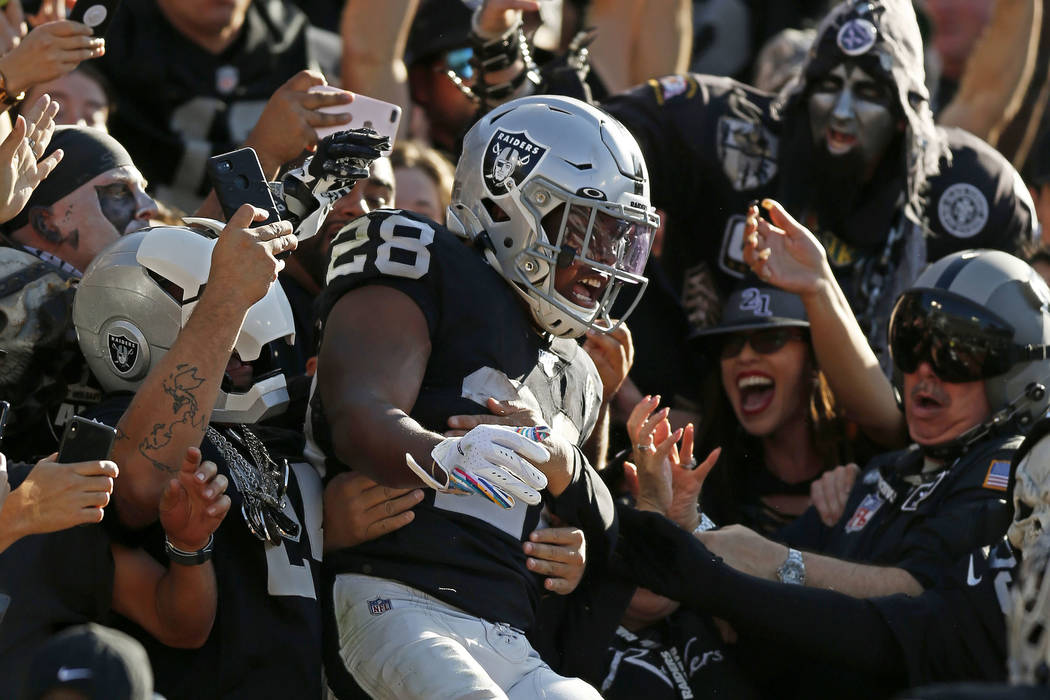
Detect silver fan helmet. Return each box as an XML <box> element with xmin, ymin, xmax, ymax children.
<box><xmin>73</xmin><ymin>224</ymin><xmax>295</xmax><ymax>424</ymax></box>
<box><xmin>447</xmin><ymin>94</ymin><xmax>659</xmax><ymax>339</ymax></box>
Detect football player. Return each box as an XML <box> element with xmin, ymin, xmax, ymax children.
<box><xmin>312</xmin><ymin>94</ymin><xmax>657</xmax><ymax>698</ymax></box>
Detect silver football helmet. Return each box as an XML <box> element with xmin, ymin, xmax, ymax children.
<box><xmin>447</xmin><ymin>95</ymin><xmax>658</xmax><ymax>338</ymax></box>
<box><xmin>73</xmin><ymin>225</ymin><xmax>295</xmax><ymax>424</ymax></box>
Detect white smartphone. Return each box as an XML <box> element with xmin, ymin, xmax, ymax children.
<box><xmin>309</xmin><ymin>86</ymin><xmax>401</xmax><ymax>153</ymax></box>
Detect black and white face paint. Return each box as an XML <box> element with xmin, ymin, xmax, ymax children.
<box><xmin>807</xmin><ymin>63</ymin><xmax>897</xmax><ymax>182</ymax></box>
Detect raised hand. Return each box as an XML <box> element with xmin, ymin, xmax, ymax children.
<box><xmin>475</xmin><ymin>0</ymin><xmax>542</xmax><ymax>38</ymax></box>
<box><xmin>743</xmin><ymin>199</ymin><xmax>831</xmax><ymax>296</ymax></box>
<box><xmin>158</xmin><ymin>447</ymin><xmax>231</xmax><ymax>552</ymax></box>
<box><xmin>245</xmin><ymin>71</ymin><xmax>353</xmax><ymax>176</ymax></box>
<box><xmin>0</xmin><ymin>94</ymin><xmax>61</xmax><ymax>224</ymax></box>
<box><xmin>207</xmin><ymin>203</ymin><xmax>296</xmax><ymax>308</ymax></box>
<box><xmin>0</xmin><ymin>21</ymin><xmax>104</xmax><ymax>96</ymax></box>
<box><xmin>524</xmin><ymin>526</ymin><xmax>586</xmax><ymax>594</ymax></box>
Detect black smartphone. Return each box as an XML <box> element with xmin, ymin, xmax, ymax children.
<box><xmin>68</xmin><ymin>0</ymin><xmax>123</xmax><ymax>38</ymax></box>
<box><xmin>206</xmin><ymin>148</ymin><xmax>280</xmax><ymax>225</ymax></box>
<box><xmin>57</xmin><ymin>416</ymin><xmax>117</xmax><ymax>463</ymax></box>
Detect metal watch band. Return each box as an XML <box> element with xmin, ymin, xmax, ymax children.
<box><xmin>164</xmin><ymin>533</ymin><xmax>215</xmax><ymax>565</ymax></box>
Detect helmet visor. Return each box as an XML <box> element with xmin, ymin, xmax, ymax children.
<box><xmin>889</xmin><ymin>290</ymin><xmax>1018</xmax><ymax>382</ymax></box>
<box><xmin>562</xmin><ymin>204</ymin><xmax>654</xmax><ymax>277</ymax></box>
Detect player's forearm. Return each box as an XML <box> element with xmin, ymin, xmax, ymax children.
<box><xmin>330</xmin><ymin>398</ymin><xmax>444</xmax><ymax>488</ymax></box>
<box><xmin>802</xmin><ymin>272</ymin><xmax>906</xmax><ymax>447</ymax></box>
<box><xmin>803</xmin><ymin>552</ymin><xmax>924</xmax><ymax>597</ymax></box>
<box><xmin>153</xmin><ymin>561</ymin><xmax>218</xmax><ymax>648</ymax></box>
<box><xmin>111</xmin><ymin>294</ymin><xmax>246</xmax><ymax>527</ymax></box>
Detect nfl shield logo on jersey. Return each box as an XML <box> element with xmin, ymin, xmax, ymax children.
<box><xmin>368</xmin><ymin>597</ymin><xmax>392</xmax><ymax>616</ymax></box>
<box><xmin>483</xmin><ymin>129</ymin><xmax>548</xmax><ymax>196</ymax></box>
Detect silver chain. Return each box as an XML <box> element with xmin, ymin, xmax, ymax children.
<box><xmin>205</xmin><ymin>425</ymin><xmax>296</xmax><ymax>544</ymax></box>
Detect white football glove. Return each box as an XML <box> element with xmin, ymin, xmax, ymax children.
<box><xmin>405</xmin><ymin>425</ymin><xmax>551</xmax><ymax>508</ymax></box>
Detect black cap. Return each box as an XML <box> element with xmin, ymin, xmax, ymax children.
<box><xmin>690</xmin><ymin>278</ymin><xmax>809</xmax><ymax>339</ymax></box>
<box><xmin>405</xmin><ymin>0</ymin><xmax>474</xmax><ymax>65</ymax></box>
<box><xmin>5</xmin><ymin>126</ymin><xmax>135</xmax><ymax>233</ymax></box>
<box><xmin>22</xmin><ymin>624</ymin><xmax>155</xmax><ymax>700</ymax></box>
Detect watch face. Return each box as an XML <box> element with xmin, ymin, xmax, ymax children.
<box><xmin>779</xmin><ymin>561</ymin><xmax>805</xmax><ymax>584</ymax></box>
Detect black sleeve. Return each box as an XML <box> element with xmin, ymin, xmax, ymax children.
<box><xmin>600</xmin><ymin>75</ymin><xmax>719</xmax><ymax>221</ymax></box>
<box><xmin>612</xmin><ymin>506</ymin><xmax>908</xmax><ymax>681</ymax></box>
<box><xmin>545</xmin><ymin>445</ymin><xmax>618</xmax><ymax>567</ymax></box>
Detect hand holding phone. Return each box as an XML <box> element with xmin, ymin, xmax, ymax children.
<box><xmin>307</xmin><ymin>86</ymin><xmax>400</xmax><ymax>153</ymax></box>
<box><xmin>206</xmin><ymin>147</ymin><xmax>280</xmax><ymax>225</ymax></box>
<box><xmin>57</xmin><ymin>416</ymin><xmax>117</xmax><ymax>463</ymax></box>
<box><xmin>68</xmin><ymin>0</ymin><xmax>122</xmax><ymax>37</ymax></box>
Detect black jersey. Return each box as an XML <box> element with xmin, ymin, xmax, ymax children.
<box><xmin>312</xmin><ymin>209</ymin><xmax>608</xmax><ymax>631</ymax></box>
<box><xmin>0</xmin><ymin>464</ymin><xmax>115</xmax><ymax>698</ymax></box>
<box><xmin>781</xmin><ymin>436</ymin><xmax>1019</xmax><ymax>588</ymax></box>
<box><xmin>91</xmin><ymin>400</ymin><xmax>324</xmax><ymax>700</ymax></box>
<box><xmin>98</xmin><ymin>0</ymin><xmax>315</xmax><ymax>205</ymax></box>
<box><xmin>874</xmin><ymin>537</ymin><xmax>1016</xmax><ymax>686</ymax></box>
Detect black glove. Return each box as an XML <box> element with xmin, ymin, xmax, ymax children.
<box><xmin>279</xmin><ymin>128</ymin><xmax>391</xmax><ymax>240</ymax></box>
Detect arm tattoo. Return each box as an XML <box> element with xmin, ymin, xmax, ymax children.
<box><xmin>138</xmin><ymin>363</ymin><xmax>209</xmax><ymax>473</ymax></box>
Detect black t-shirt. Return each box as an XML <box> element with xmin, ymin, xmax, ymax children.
<box><xmin>312</xmin><ymin>208</ymin><xmax>613</xmax><ymax>632</ymax></box>
<box><xmin>781</xmin><ymin>437</ymin><xmax>1017</xmax><ymax>589</ymax></box>
<box><xmin>0</xmin><ymin>464</ymin><xmax>114</xmax><ymax>699</ymax></box>
<box><xmin>91</xmin><ymin>400</ymin><xmax>324</xmax><ymax>700</ymax></box>
<box><xmin>98</xmin><ymin>0</ymin><xmax>315</xmax><ymax>203</ymax></box>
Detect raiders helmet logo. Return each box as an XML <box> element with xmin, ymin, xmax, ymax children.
<box><xmin>483</xmin><ymin>129</ymin><xmax>548</xmax><ymax>196</ymax></box>
<box><xmin>108</xmin><ymin>332</ymin><xmax>139</xmax><ymax>375</ymax></box>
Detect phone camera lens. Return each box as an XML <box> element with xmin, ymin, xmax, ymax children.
<box><xmin>219</xmin><ymin>161</ymin><xmax>232</xmax><ymax>172</ymax></box>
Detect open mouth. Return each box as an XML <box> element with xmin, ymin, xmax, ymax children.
<box><xmin>737</xmin><ymin>373</ymin><xmax>775</xmax><ymax>416</ymax></box>
<box><xmin>909</xmin><ymin>388</ymin><xmax>947</xmax><ymax>418</ymax></box>
<box><xmin>826</xmin><ymin>127</ymin><xmax>857</xmax><ymax>155</ymax></box>
<box><xmin>568</xmin><ymin>271</ymin><xmax>609</xmax><ymax>309</ymax></box>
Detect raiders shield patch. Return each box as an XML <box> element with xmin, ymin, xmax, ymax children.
<box><xmin>483</xmin><ymin>129</ymin><xmax>548</xmax><ymax>196</ymax></box>
<box><xmin>716</xmin><ymin>116</ymin><xmax>778</xmax><ymax>191</ymax></box>
<box><xmin>108</xmin><ymin>332</ymin><xmax>139</xmax><ymax>375</ymax></box>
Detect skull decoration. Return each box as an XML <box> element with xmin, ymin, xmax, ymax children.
<box><xmin>1009</xmin><ymin>433</ymin><xmax>1050</xmax><ymax>551</ymax></box>
<box><xmin>1009</xmin><ymin>528</ymin><xmax>1050</xmax><ymax>684</ymax></box>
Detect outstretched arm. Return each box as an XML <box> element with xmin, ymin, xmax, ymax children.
<box><xmin>744</xmin><ymin>199</ymin><xmax>906</xmax><ymax>447</ymax></box>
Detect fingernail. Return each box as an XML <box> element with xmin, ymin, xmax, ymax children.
<box><xmin>526</xmin><ymin>558</ymin><xmax>536</xmax><ymax>567</ymax></box>
<box><xmin>761</xmin><ymin>198</ymin><xmax>774</xmax><ymax>210</ymax></box>
<box><xmin>746</xmin><ymin>216</ymin><xmax>756</xmax><ymax>228</ymax></box>
<box><xmin>759</xmin><ymin>249</ymin><xmax>771</xmax><ymax>260</ymax></box>
<box><xmin>195</xmin><ymin>472</ymin><xmax>206</xmax><ymax>481</ymax></box>
<box><xmin>207</xmin><ymin>506</ymin><xmax>218</xmax><ymax>516</ymax></box>
<box><xmin>524</xmin><ymin>542</ymin><xmax>533</xmax><ymax>553</ymax></box>
<box><xmin>204</xmin><ymin>488</ymin><xmax>214</xmax><ymax>498</ymax></box>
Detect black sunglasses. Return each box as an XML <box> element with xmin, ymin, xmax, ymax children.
<box><xmin>889</xmin><ymin>290</ymin><xmax>1049</xmax><ymax>383</ymax></box>
<box><xmin>719</xmin><ymin>328</ymin><xmax>806</xmax><ymax>359</ymax></box>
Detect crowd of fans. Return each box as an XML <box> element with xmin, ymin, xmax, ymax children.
<box><xmin>2</xmin><ymin>0</ymin><xmax>1050</xmax><ymax>698</ymax></box>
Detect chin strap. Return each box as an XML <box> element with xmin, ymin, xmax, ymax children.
<box><xmin>920</xmin><ymin>382</ymin><xmax>1047</xmax><ymax>461</ymax></box>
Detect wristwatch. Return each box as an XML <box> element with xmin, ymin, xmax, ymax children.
<box><xmin>164</xmin><ymin>534</ymin><xmax>215</xmax><ymax>565</ymax></box>
<box><xmin>777</xmin><ymin>548</ymin><xmax>806</xmax><ymax>585</ymax></box>
<box><xmin>0</xmin><ymin>67</ymin><xmax>24</xmax><ymax>107</ymax></box>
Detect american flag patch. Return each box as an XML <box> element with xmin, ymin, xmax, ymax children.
<box><xmin>982</xmin><ymin>460</ymin><xmax>1011</xmax><ymax>492</ymax></box>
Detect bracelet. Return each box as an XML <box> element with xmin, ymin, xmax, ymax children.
<box><xmin>164</xmin><ymin>534</ymin><xmax>214</xmax><ymax>565</ymax></box>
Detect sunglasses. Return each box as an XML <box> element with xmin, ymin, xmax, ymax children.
<box><xmin>445</xmin><ymin>47</ymin><xmax>474</xmax><ymax>80</ymax></box>
<box><xmin>889</xmin><ymin>290</ymin><xmax>1045</xmax><ymax>383</ymax></box>
<box><xmin>719</xmin><ymin>328</ymin><xmax>806</xmax><ymax>359</ymax></box>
